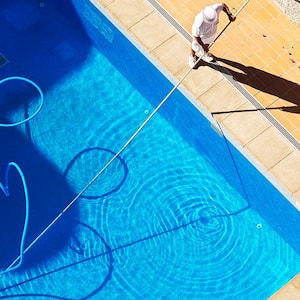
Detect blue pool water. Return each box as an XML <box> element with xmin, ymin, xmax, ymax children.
<box><xmin>1</xmin><ymin>0</ymin><xmax>300</xmax><ymax>299</ymax></box>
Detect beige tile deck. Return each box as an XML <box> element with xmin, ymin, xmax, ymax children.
<box><xmin>129</xmin><ymin>11</ymin><xmax>176</xmax><ymax>52</ymax></box>
<box><xmin>157</xmin><ymin>0</ymin><xmax>300</xmax><ymax>139</ymax></box>
<box><xmin>92</xmin><ymin>0</ymin><xmax>300</xmax><ymax>297</ymax></box>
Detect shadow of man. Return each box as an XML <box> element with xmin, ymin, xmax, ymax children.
<box><xmin>197</xmin><ymin>57</ymin><xmax>300</xmax><ymax>113</ymax></box>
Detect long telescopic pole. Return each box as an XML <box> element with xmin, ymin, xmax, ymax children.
<box><xmin>2</xmin><ymin>0</ymin><xmax>251</xmax><ymax>275</ymax></box>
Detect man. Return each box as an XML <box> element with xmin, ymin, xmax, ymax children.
<box><xmin>189</xmin><ymin>3</ymin><xmax>236</xmax><ymax>67</ymax></box>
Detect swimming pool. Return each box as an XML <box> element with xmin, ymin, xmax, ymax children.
<box><xmin>1</xmin><ymin>0</ymin><xmax>300</xmax><ymax>298</ymax></box>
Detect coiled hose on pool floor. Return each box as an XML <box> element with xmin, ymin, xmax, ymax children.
<box><xmin>0</xmin><ymin>76</ymin><xmax>43</xmax><ymax>275</ymax></box>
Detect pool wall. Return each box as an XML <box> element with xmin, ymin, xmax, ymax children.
<box><xmin>0</xmin><ymin>0</ymin><xmax>90</xmax><ymax>270</ymax></box>
<box><xmin>73</xmin><ymin>0</ymin><xmax>300</xmax><ymax>255</ymax></box>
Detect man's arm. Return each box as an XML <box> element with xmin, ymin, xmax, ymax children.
<box><xmin>194</xmin><ymin>36</ymin><xmax>210</xmax><ymax>52</ymax></box>
<box><xmin>222</xmin><ymin>3</ymin><xmax>236</xmax><ymax>22</ymax></box>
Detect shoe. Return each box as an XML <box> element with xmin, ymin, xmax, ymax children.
<box><xmin>202</xmin><ymin>52</ymin><xmax>214</xmax><ymax>63</ymax></box>
<box><xmin>189</xmin><ymin>54</ymin><xmax>198</xmax><ymax>68</ymax></box>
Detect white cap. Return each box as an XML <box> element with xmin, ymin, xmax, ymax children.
<box><xmin>203</xmin><ymin>7</ymin><xmax>217</xmax><ymax>24</ymax></box>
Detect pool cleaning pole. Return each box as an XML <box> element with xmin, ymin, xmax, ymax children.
<box><xmin>2</xmin><ymin>0</ymin><xmax>251</xmax><ymax>273</ymax></box>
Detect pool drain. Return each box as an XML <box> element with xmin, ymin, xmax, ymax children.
<box><xmin>0</xmin><ymin>54</ymin><xmax>8</xmax><ymax>68</ymax></box>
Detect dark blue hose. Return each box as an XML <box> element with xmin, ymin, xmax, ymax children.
<box><xmin>0</xmin><ymin>76</ymin><xmax>42</xmax><ymax>274</ymax></box>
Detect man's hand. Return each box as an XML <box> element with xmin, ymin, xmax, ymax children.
<box><xmin>223</xmin><ymin>3</ymin><xmax>236</xmax><ymax>22</ymax></box>
<box><xmin>228</xmin><ymin>14</ymin><xmax>236</xmax><ymax>22</ymax></box>
<box><xmin>195</xmin><ymin>37</ymin><xmax>209</xmax><ymax>53</ymax></box>
<box><xmin>202</xmin><ymin>44</ymin><xmax>210</xmax><ymax>52</ymax></box>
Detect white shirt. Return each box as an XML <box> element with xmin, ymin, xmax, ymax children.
<box><xmin>192</xmin><ymin>3</ymin><xmax>223</xmax><ymax>43</ymax></box>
